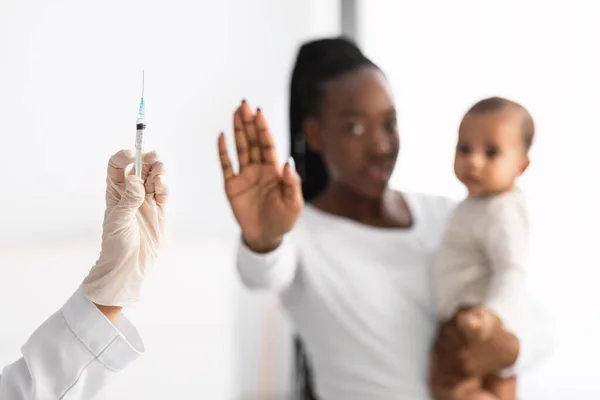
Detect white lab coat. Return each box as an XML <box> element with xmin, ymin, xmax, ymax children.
<box><xmin>0</xmin><ymin>288</ymin><xmax>143</xmax><ymax>399</ymax></box>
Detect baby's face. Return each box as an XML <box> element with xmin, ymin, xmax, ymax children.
<box><xmin>454</xmin><ymin>110</ymin><xmax>530</xmax><ymax>197</ymax></box>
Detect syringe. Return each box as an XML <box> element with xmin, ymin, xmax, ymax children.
<box><xmin>134</xmin><ymin>70</ymin><xmax>145</xmax><ymax>179</ymax></box>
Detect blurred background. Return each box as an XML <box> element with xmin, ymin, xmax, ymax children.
<box><xmin>0</xmin><ymin>0</ymin><xmax>598</xmax><ymax>398</ymax></box>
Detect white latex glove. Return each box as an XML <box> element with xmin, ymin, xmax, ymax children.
<box><xmin>81</xmin><ymin>149</ymin><xmax>168</xmax><ymax>307</ymax></box>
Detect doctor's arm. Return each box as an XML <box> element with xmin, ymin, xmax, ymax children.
<box><xmin>95</xmin><ymin>304</ymin><xmax>123</xmax><ymax>323</ymax></box>
<box><xmin>0</xmin><ymin>289</ymin><xmax>144</xmax><ymax>400</ymax></box>
<box><xmin>0</xmin><ymin>149</ymin><xmax>168</xmax><ymax>399</ymax></box>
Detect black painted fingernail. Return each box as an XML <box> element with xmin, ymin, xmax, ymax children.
<box><xmin>256</xmin><ymin>107</ymin><xmax>261</xmax><ymax>113</ymax></box>
<box><xmin>241</xmin><ymin>99</ymin><xmax>246</xmax><ymax>104</ymax></box>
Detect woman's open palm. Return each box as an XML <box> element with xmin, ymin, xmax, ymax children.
<box><xmin>218</xmin><ymin>101</ymin><xmax>304</xmax><ymax>246</ymax></box>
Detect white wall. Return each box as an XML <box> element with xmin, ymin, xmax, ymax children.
<box><xmin>0</xmin><ymin>1</ymin><xmax>340</xmax><ymax>399</ymax></box>
<box><xmin>358</xmin><ymin>0</ymin><xmax>600</xmax><ymax>398</ymax></box>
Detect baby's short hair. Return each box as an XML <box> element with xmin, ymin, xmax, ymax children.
<box><xmin>465</xmin><ymin>97</ymin><xmax>535</xmax><ymax>152</ymax></box>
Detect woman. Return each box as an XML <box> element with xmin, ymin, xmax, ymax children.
<box><xmin>218</xmin><ymin>38</ymin><xmax>542</xmax><ymax>399</ymax></box>
<box><xmin>0</xmin><ymin>149</ymin><xmax>167</xmax><ymax>399</ymax></box>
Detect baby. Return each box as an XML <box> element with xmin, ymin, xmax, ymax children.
<box><xmin>431</xmin><ymin>97</ymin><xmax>534</xmax><ymax>400</ymax></box>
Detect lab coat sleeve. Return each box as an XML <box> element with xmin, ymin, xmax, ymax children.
<box><xmin>0</xmin><ymin>287</ymin><xmax>144</xmax><ymax>400</ymax></box>
<box><xmin>236</xmin><ymin>235</ymin><xmax>299</xmax><ymax>293</ymax></box>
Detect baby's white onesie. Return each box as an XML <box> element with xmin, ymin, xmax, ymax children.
<box><xmin>433</xmin><ymin>188</ymin><xmax>529</xmax><ymax>337</ymax></box>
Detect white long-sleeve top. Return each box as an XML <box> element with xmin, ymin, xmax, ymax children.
<box><xmin>237</xmin><ymin>193</ymin><xmax>548</xmax><ymax>400</ymax></box>
<box><xmin>0</xmin><ymin>287</ymin><xmax>143</xmax><ymax>400</ymax></box>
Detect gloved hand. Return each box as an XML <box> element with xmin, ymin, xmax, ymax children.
<box><xmin>81</xmin><ymin>149</ymin><xmax>168</xmax><ymax>307</ymax></box>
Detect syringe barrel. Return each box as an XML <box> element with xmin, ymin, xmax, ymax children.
<box><xmin>134</xmin><ymin>120</ymin><xmax>146</xmax><ymax>179</ymax></box>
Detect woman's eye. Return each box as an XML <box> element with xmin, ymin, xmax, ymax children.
<box><xmin>385</xmin><ymin>119</ymin><xmax>397</xmax><ymax>133</ymax></box>
<box><xmin>349</xmin><ymin>123</ymin><xmax>365</xmax><ymax>136</ymax></box>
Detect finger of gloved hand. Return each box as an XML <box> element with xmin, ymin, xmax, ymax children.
<box><xmin>106</xmin><ymin>149</ymin><xmax>136</xmax><ymax>205</ymax></box>
<box><xmin>142</xmin><ymin>151</ymin><xmax>160</xmax><ymax>181</ymax></box>
<box><xmin>127</xmin><ymin>151</ymin><xmax>161</xmax><ymax>181</ymax></box>
<box><xmin>154</xmin><ymin>175</ymin><xmax>168</xmax><ymax>208</ymax></box>
<box><xmin>144</xmin><ymin>161</ymin><xmax>166</xmax><ymax>195</ymax></box>
<box><xmin>107</xmin><ymin>149</ymin><xmax>136</xmax><ymax>185</ymax></box>
<box><xmin>143</xmin><ymin>150</ymin><xmax>160</xmax><ymax>163</ymax></box>
<box><xmin>109</xmin><ymin>175</ymin><xmax>146</xmax><ymax>224</ymax></box>
<box><xmin>138</xmin><ymin>199</ymin><xmax>161</xmax><ymax>240</ymax></box>
<box><xmin>138</xmin><ymin>174</ymin><xmax>167</xmax><ymax>237</ymax></box>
